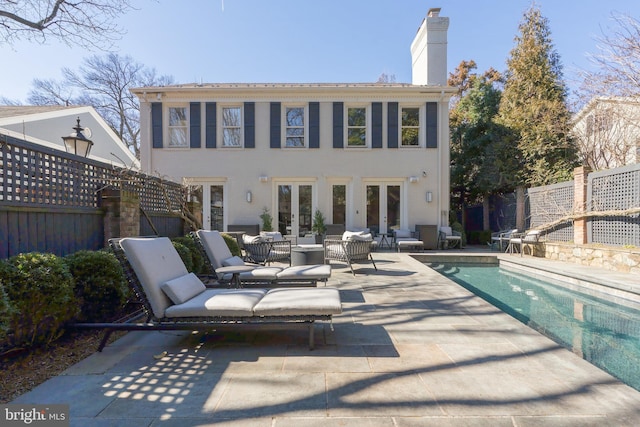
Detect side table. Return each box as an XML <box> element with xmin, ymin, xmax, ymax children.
<box><xmin>215</xmin><ymin>265</ymin><xmax>256</xmax><ymax>288</ymax></box>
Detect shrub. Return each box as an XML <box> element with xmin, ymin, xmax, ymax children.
<box><xmin>1</xmin><ymin>252</ymin><xmax>78</xmax><ymax>349</ymax></box>
<box><xmin>64</xmin><ymin>250</ymin><xmax>129</xmax><ymax>323</ymax></box>
<box><xmin>172</xmin><ymin>241</ymin><xmax>194</xmax><ymax>272</ymax></box>
<box><xmin>221</xmin><ymin>232</ymin><xmax>241</xmax><ymax>257</ymax></box>
<box><xmin>0</xmin><ymin>278</ymin><xmax>17</xmax><ymax>349</ymax></box>
<box><xmin>172</xmin><ymin>236</ymin><xmax>204</xmax><ymax>274</ymax></box>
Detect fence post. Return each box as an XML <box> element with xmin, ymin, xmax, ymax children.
<box><xmin>100</xmin><ymin>188</ymin><xmax>141</xmax><ymax>246</ymax></box>
<box><xmin>573</xmin><ymin>166</ymin><xmax>591</xmax><ymax>244</ymax></box>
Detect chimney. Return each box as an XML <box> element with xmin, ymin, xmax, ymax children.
<box><xmin>410</xmin><ymin>7</ymin><xmax>449</xmax><ymax>85</ymax></box>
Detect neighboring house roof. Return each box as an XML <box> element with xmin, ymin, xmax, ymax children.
<box><xmin>0</xmin><ymin>105</ymin><xmax>139</xmax><ymax>168</ymax></box>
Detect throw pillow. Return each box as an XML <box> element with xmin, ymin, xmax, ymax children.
<box><xmin>161</xmin><ymin>272</ymin><xmax>206</xmax><ymax>305</ymax></box>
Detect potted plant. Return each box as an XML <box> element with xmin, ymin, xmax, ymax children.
<box><xmin>311</xmin><ymin>209</ymin><xmax>327</xmax><ymax>244</ymax></box>
<box><xmin>260</xmin><ymin>207</ymin><xmax>273</xmax><ymax>232</ymax></box>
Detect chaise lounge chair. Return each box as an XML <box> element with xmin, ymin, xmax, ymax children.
<box><xmin>75</xmin><ymin>236</ymin><xmax>342</xmax><ymax>350</ymax></box>
<box><xmin>192</xmin><ymin>230</ymin><xmax>331</xmax><ymax>286</ymax></box>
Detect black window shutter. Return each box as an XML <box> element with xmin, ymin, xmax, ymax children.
<box><xmin>270</xmin><ymin>102</ymin><xmax>281</xmax><ymax>149</ymax></box>
<box><xmin>244</xmin><ymin>102</ymin><xmax>255</xmax><ymax>148</ymax></box>
<box><xmin>372</xmin><ymin>102</ymin><xmax>383</xmax><ymax>148</ymax></box>
<box><xmin>190</xmin><ymin>102</ymin><xmax>201</xmax><ymax>148</ymax></box>
<box><xmin>309</xmin><ymin>102</ymin><xmax>320</xmax><ymax>148</ymax></box>
<box><xmin>151</xmin><ymin>102</ymin><xmax>163</xmax><ymax>148</ymax></box>
<box><xmin>426</xmin><ymin>102</ymin><xmax>438</xmax><ymax>148</ymax></box>
<box><xmin>333</xmin><ymin>102</ymin><xmax>343</xmax><ymax>148</ymax></box>
<box><xmin>387</xmin><ymin>102</ymin><xmax>398</xmax><ymax>148</ymax></box>
<box><xmin>205</xmin><ymin>102</ymin><xmax>216</xmax><ymax>148</ymax></box>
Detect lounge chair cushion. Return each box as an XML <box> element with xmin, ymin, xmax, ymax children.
<box><xmin>161</xmin><ymin>272</ymin><xmax>206</xmax><ymax>305</ymax></box>
<box><xmin>164</xmin><ymin>288</ymin><xmax>268</xmax><ymax>318</ymax></box>
<box><xmin>253</xmin><ymin>287</ymin><xmax>342</xmax><ymax>316</ymax></box>
<box><xmin>196</xmin><ymin>230</ymin><xmax>233</xmax><ymax>270</ymax></box>
<box><xmin>275</xmin><ymin>264</ymin><xmax>331</xmax><ymax>280</ymax></box>
<box><xmin>121</xmin><ymin>237</ymin><xmax>189</xmax><ymax>319</ymax></box>
<box><xmin>222</xmin><ymin>256</ymin><xmax>246</xmax><ymax>266</ymax></box>
<box><xmin>235</xmin><ymin>267</ymin><xmax>282</xmax><ymax>281</ymax></box>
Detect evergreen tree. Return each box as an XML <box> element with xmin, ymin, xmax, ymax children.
<box><xmin>498</xmin><ymin>5</ymin><xmax>578</xmax><ymax>187</ymax></box>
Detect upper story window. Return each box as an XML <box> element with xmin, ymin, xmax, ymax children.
<box><xmin>222</xmin><ymin>106</ymin><xmax>243</xmax><ymax>147</ymax></box>
<box><xmin>401</xmin><ymin>107</ymin><xmax>420</xmax><ymax>147</ymax></box>
<box><xmin>285</xmin><ymin>106</ymin><xmax>306</xmax><ymax>147</ymax></box>
<box><xmin>347</xmin><ymin>106</ymin><xmax>368</xmax><ymax>147</ymax></box>
<box><xmin>168</xmin><ymin>106</ymin><xmax>188</xmax><ymax>147</ymax></box>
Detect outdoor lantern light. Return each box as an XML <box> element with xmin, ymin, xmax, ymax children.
<box><xmin>426</xmin><ymin>191</ymin><xmax>433</xmax><ymax>203</ymax></box>
<box><xmin>246</xmin><ymin>190</ymin><xmax>252</xmax><ymax>203</ymax></box>
<box><xmin>62</xmin><ymin>117</ymin><xmax>93</xmax><ymax>157</ymax></box>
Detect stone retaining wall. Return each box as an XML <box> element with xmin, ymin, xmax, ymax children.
<box><xmin>543</xmin><ymin>242</ymin><xmax>640</xmax><ymax>275</ymax></box>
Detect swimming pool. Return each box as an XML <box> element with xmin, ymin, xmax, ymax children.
<box><xmin>427</xmin><ymin>262</ymin><xmax>640</xmax><ymax>392</ymax></box>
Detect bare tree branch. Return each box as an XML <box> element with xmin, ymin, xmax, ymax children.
<box><xmin>0</xmin><ymin>0</ymin><xmax>133</xmax><ymax>49</ymax></box>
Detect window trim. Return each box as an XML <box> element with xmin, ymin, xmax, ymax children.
<box><xmin>165</xmin><ymin>104</ymin><xmax>190</xmax><ymax>148</ymax></box>
<box><xmin>398</xmin><ymin>104</ymin><xmax>424</xmax><ymax>148</ymax></box>
<box><xmin>218</xmin><ymin>104</ymin><xmax>244</xmax><ymax>148</ymax></box>
<box><xmin>282</xmin><ymin>104</ymin><xmax>308</xmax><ymax>148</ymax></box>
<box><xmin>344</xmin><ymin>104</ymin><xmax>371</xmax><ymax>148</ymax></box>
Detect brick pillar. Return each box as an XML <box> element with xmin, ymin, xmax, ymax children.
<box><xmin>573</xmin><ymin>166</ymin><xmax>591</xmax><ymax>244</ymax></box>
<box><xmin>100</xmin><ymin>188</ymin><xmax>140</xmax><ymax>246</ymax></box>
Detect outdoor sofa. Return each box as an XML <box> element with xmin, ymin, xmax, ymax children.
<box><xmin>74</xmin><ymin>236</ymin><xmax>342</xmax><ymax>350</ymax></box>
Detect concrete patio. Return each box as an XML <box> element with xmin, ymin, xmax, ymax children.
<box><xmin>12</xmin><ymin>249</ymin><xmax>640</xmax><ymax>426</ymax></box>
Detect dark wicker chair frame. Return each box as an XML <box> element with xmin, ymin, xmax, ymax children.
<box><xmin>243</xmin><ymin>239</ymin><xmax>292</xmax><ymax>266</ymax></box>
<box><xmin>72</xmin><ymin>238</ymin><xmax>333</xmax><ymax>351</ymax></box>
<box><xmin>323</xmin><ymin>235</ymin><xmax>377</xmax><ymax>276</ymax></box>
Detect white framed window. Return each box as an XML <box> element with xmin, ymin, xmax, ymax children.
<box><xmin>400</xmin><ymin>106</ymin><xmax>421</xmax><ymax>147</ymax></box>
<box><xmin>220</xmin><ymin>105</ymin><xmax>243</xmax><ymax>147</ymax></box>
<box><xmin>167</xmin><ymin>106</ymin><xmax>188</xmax><ymax>147</ymax></box>
<box><xmin>345</xmin><ymin>105</ymin><xmax>369</xmax><ymax>147</ymax></box>
<box><xmin>284</xmin><ymin>105</ymin><xmax>307</xmax><ymax>147</ymax></box>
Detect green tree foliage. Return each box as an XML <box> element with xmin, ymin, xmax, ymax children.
<box><xmin>497</xmin><ymin>5</ymin><xmax>578</xmax><ymax>186</ymax></box>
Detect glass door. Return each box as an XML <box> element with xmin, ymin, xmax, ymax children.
<box><xmin>277</xmin><ymin>183</ymin><xmax>313</xmax><ymax>237</ymax></box>
<box><xmin>191</xmin><ymin>183</ymin><xmax>225</xmax><ymax>231</ymax></box>
<box><xmin>366</xmin><ymin>183</ymin><xmax>401</xmax><ymax>235</ymax></box>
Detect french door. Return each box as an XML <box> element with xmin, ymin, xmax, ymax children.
<box><xmin>366</xmin><ymin>183</ymin><xmax>401</xmax><ymax>235</ymax></box>
<box><xmin>276</xmin><ymin>183</ymin><xmax>313</xmax><ymax>237</ymax></box>
<box><xmin>190</xmin><ymin>182</ymin><xmax>225</xmax><ymax>231</ymax></box>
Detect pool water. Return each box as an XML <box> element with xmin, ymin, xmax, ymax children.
<box><xmin>427</xmin><ymin>262</ymin><xmax>640</xmax><ymax>392</ymax></box>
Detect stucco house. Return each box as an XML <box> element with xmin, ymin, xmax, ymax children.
<box><xmin>132</xmin><ymin>8</ymin><xmax>454</xmax><ymax>241</ymax></box>
<box><xmin>572</xmin><ymin>97</ymin><xmax>640</xmax><ymax>171</ymax></box>
<box><xmin>0</xmin><ymin>105</ymin><xmax>139</xmax><ymax>168</ymax></box>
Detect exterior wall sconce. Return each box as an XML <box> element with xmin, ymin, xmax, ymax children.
<box><xmin>409</xmin><ymin>176</ymin><xmax>419</xmax><ymax>183</ymax></box>
<box><xmin>62</xmin><ymin>117</ymin><xmax>93</xmax><ymax>157</ymax></box>
<box><xmin>258</xmin><ymin>175</ymin><xmax>268</xmax><ymax>182</ymax></box>
<box><xmin>422</xmin><ymin>171</ymin><xmax>427</xmax><ymax>177</ymax></box>
<box><xmin>426</xmin><ymin>191</ymin><xmax>433</xmax><ymax>203</ymax></box>
<box><xmin>246</xmin><ymin>191</ymin><xmax>252</xmax><ymax>203</ymax></box>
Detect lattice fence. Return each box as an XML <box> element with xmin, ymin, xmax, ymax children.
<box><xmin>588</xmin><ymin>164</ymin><xmax>640</xmax><ymax>246</ymax></box>
<box><xmin>0</xmin><ymin>134</ymin><xmax>185</xmax><ymax>213</ymax></box>
<box><xmin>527</xmin><ymin>181</ymin><xmax>574</xmax><ymax>242</ymax></box>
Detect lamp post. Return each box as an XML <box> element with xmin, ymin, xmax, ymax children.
<box><xmin>62</xmin><ymin>117</ymin><xmax>93</xmax><ymax>157</ymax></box>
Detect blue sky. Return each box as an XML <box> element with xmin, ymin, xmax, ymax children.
<box><xmin>2</xmin><ymin>0</ymin><xmax>640</xmax><ymax>102</ymax></box>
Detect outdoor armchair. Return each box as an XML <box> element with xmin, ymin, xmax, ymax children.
<box><xmin>242</xmin><ymin>232</ymin><xmax>292</xmax><ymax>266</ymax></box>
<box><xmin>437</xmin><ymin>226</ymin><xmax>462</xmax><ymax>249</ymax></box>
<box><xmin>324</xmin><ymin>231</ymin><xmax>377</xmax><ymax>276</ymax></box>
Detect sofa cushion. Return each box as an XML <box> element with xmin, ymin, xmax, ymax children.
<box><xmin>243</xmin><ymin>234</ymin><xmax>264</xmax><ymax>245</ymax></box>
<box><xmin>164</xmin><ymin>288</ymin><xmax>268</xmax><ymax>318</ymax></box>
<box><xmin>253</xmin><ymin>287</ymin><xmax>342</xmax><ymax>316</ymax></box>
<box><xmin>161</xmin><ymin>272</ymin><xmax>206</xmax><ymax>305</ymax></box>
<box><xmin>260</xmin><ymin>231</ymin><xmax>283</xmax><ymax>241</ymax></box>
<box><xmin>394</xmin><ymin>229</ymin><xmax>412</xmax><ymax>238</ymax></box>
<box><xmin>342</xmin><ymin>230</ymin><xmax>369</xmax><ymax>241</ymax></box>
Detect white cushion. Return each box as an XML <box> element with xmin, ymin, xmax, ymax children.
<box><xmin>243</xmin><ymin>234</ymin><xmax>263</xmax><ymax>245</ymax></box>
<box><xmin>253</xmin><ymin>287</ymin><xmax>342</xmax><ymax>316</ymax></box>
<box><xmin>349</xmin><ymin>232</ymin><xmax>372</xmax><ymax>241</ymax></box>
<box><xmin>342</xmin><ymin>230</ymin><xmax>367</xmax><ymax>241</ymax></box>
<box><xmin>161</xmin><ymin>273</ymin><xmax>206</xmax><ymax>305</ymax></box>
<box><xmin>120</xmin><ymin>237</ymin><xmax>189</xmax><ymax>319</ymax></box>
<box><xmin>222</xmin><ymin>256</ymin><xmax>245</xmax><ymax>266</ymax></box>
<box><xmin>196</xmin><ymin>230</ymin><xmax>233</xmax><ymax>270</ymax></box>
<box><xmin>440</xmin><ymin>226</ymin><xmax>453</xmax><ymax>236</ymax></box>
<box><xmin>164</xmin><ymin>288</ymin><xmax>268</xmax><ymax>318</ymax></box>
<box><xmin>260</xmin><ymin>231</ymin><xmax>283</xmax><ymax>241</ymax></box>
<box><xmin>394</xmin><ymin>229</ymin><xmax>412</xmax><ymax>238</ymax></box>
<box><xmin>276</xmin><ymin>264</ymin><xmax>331</xmax><ymax>280</ymax></box>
